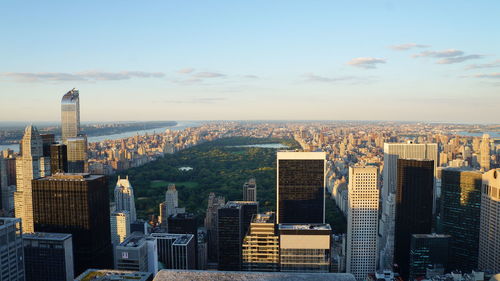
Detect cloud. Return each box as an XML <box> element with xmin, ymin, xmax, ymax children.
<box><xmin>178</xmin><ymin>68</ymin><xmax>195</xmax><ymax>74</ymax></box>
<box><xmin>390</xmin><ymin>43</ymin><xmax>430</xmax><ymax>51</ymax></box>
<box><xmin>437</xmin><ymin>55</ymin><xmax>483</xmax><ymax>64</ymax></box>
<box><xmin>465</xmin><ymin>60</ymin><xmax>500</xmax><ymax>70</ymax></box>
<box><xmin>472</xmin><ymin>73</ymin><xmax>500</xmax><ymax>79</ymax></box>
<box><xmin>193</xmin><ymin>72</ymin><xmax>226</xmax><ymax>78</ymax></box>
<box><xmin>1</xmin><ymin>71</ymin><xmax>165</xmax><ymax>82</ymax></box>
<box><xmin>347</xmin><ymin>57</ymin><xmax>386</xmax><ymax>69</ymax></box>
<box><xmin>412</xmin><ymin>49</ymin><xmax>464</xmax><ymax>58</ymax></box>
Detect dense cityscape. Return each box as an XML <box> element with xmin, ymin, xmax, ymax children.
<box><xmin>0</xmin><ymin>89</ymin><xmax>499</xmax><ymax>281</ymax></box>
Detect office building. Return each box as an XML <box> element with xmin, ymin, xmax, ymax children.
<box><xmin>218</xmin><ymin>201</ymin><xmax>258</xmax><ymax>271</ymax></box>
<box><xmin>204</xmin><ymin>192</ymin><xmax>225</xmax><ymax>262</ymax></box>
<box><xmin>66</xmin><ymin>136</ymin><xmax>88</xmax><ymax>173</ymax></box>
<box><xmin>277</xmin><ymin>151</ymin><xmax>326</xmax><ymax>224</ymax></box>
<box><xmin>61</xmin><ymin>88</ymin><xmax>80</xmax><ymax>143</ymax></box>
<box><xmin>23</xmin><ymin>232</ymin><xmax>74</xmax><ymax>281</ymax></box>
<box><xmin>32</xmin><ymin>173</ymin><xmax>113</xmax><ymax>275</ymax></box>
<box><xmin>110</xmin><ymin>211</ymin><xmax>131</xmax><ymax>246</ymax></box>
<box><xmin>165</xmin><ymin>184</ymin><xmax>179</xmax><ymax>217</ymax></box>
<box><xmin>0</xmin><ymin>218</ymin><xmax>24</xmax><ymax>281</ymax></box>
<box><xmin>480</xmin><ymin>134</ymin><xmax>491</xmax><ymax>171</ymax></box>
<box><xmin>409</xmin><ymin>234</ymin><xmax>450</xmax><ymax>280</ymax></box>
<box><xmin>440</xmin><ymin>168</ymin><xmax>482</xmax><ymax>271</ymax></box>
<box><xmin>379</xmin><ymin>142</ymin><xmax>437</xmax><ymax>270</ymax></box>
<box><xmin>242</xmin><ymin>212</ymin><xmax>279</xmax><ymax>272</ymax></box>
<box><xmin>50</xmin><ymin>144</ymin><xmax>68</xmax><ymax>174</ymax></box>
<box><xmin>478</xmin><ymin>169</ymin><xmax>500</xmax><ymax>272</ymax></box>
<box><xmin>115</xmin><ymin>233</ymin><xmax>158</xmax><ymax>275</ymax></box>
<box><xmin>150</xmin><ymin>233</ymin><xmax>196</xmax><ymax>270</ymax></box>
<box><xmin>393</xmin><ymin>159</ymin><xmax>434</xmax><ymax>279</ymax></box>
<box><xmin>279</xmin><ymin>224</ymin><xmax>331</xmax><ymax>273</ymax></box>
<box><xmin>346</xmin><ymin>166</ymin><xmax>379</xmax><ymax>281</ymax></box>
<box><xmin>75</xmin><ymin>269</ymin><xmax>153</xmax><ymax>281</ymax></box>
<box><xmin>14</xmin><ymin>125</ymin><xmax>50</xmax><ymax>233</ymax></box>
<box><xmin>40</xmin><ymin>134</ymin><xmax>55</xmax><ymax>157</ymax></box>
<box><xmin>131</xmin><ymin>219</ymin><xmax>148</xmax><ymax>235</ymax></box>
<box><xmin>197</xmin><ymin>227</ymin><xmax>208</xmax><ymax>270</ymax></box>
<box><xmin>243</xmin><ymin>178</ymin><xmax>257</xmax><ymax>202</ymax></box>
<box><xmin>114</xmin><ymin>176</ymin><xmax>137</xmax><ymax>222</ymax></box>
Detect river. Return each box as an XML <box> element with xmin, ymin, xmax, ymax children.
<box><xmin>0</xmin><ymin>121</ymin><xmax>199</xmax><ymax>152</ymax></box>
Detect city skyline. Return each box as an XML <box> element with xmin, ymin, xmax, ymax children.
<box><xmin>1</xmin><ymin>1</ymin><xmax>500</xmax><ymax>123</ymax></box>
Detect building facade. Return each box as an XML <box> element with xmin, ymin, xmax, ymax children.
<box><xmin>66</xmin><ymin>136</ymin><xmax>88</xmax><ymax>173</ymax></box>
<box><xmin>277</xmin><ymin>151</ymin><xmax>326</xmax><ymax>224</ymax></box>
<box><xmin>150</xmin><ymin>233</ymin><xmax>196</xmax><ymax>270</ymax></box>
<box><xmin>61</xmin><ymin>88</ymin><xmax>80</xmax><ymax>143</ymax></box>
<box><xmin>114</xmin><ymin>233</ymin><xmax>158</xmax><ymax>275</ymax></box>
<box><xmin>204</xmin><ymin>193</ymin><xmax>225</xmax><ymax>263</ymax></box>
<box><xmin>50</xmin><ymin>144</ymin><xmax>68</xmax><ymax>174</ymax></box>
<box><xmin>409</xmin><ymin>234</ymin><xmax>450</xmax><ymax>280</ymax></box>
<box><xmin>0</xmin><ymin>218</ymin><xmax>24</xmax><ymax>281</ymax></box>
<box><xmin>32</xmin><ymin>173</ymin><xmax>113</xmax><ymax>276</ymax></box>
<box><xmin>110</xmin><ymin>211</ymin><xmax>130</xmax><ymax>246</ymax></box>
<box><xmin>23</xmin><ymin>232</ymin><xmax>74</xmax><ymax>281</ymax></box>
<box><xmin>114</xmin><ymin>176</ymin><xmax>137</xmax><ymax>222</ymax></box>
<box><xmin>346</xmin><ymin>166</ymin><xmax>379</xmax><ymax>280</ymax></box>
<box><xmin>242</xmin><ymin>212</ymin><xmax>279</xmax><ymax>272</ymax></box>
<box><xmin>243</xmin><ymin>178</ymin><xmax>257</xmax><ymax>202</ymax></box>
<box><xmin>478</xmin><ymin>169</ymin><xmax>500</xmax><ymax>272</ymax></box>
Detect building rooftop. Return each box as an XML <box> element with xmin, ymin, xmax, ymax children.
<box><xmin>119</xmin><ymin>233</ymin><xmax>146</xmax><ymax>248</ymax></box>
<box><xmin>75</xmin><ymin>269</ymin><xmax>152</xmax><ymax>281</ymax></box>
<box><xmin>23</xmin><ymin>232</ymin><xmax>72</xmax><ymax>241</ymax></box>
<box><xmin>172</xmin><ymin>234</ymin><xmax>193</xmax><ymax>246</ymax></box>
<box><xmin>225</xmin><ymin>201</ymin><xmax>259</xmax><ymax>208</ymax></box>
<box><xmin>278</xmin><ymin>223</ymin><xmax>332</xmax><ymax>231</ymax></box>
<box><xmin>0</xmin><ymin>217</ymin><xmax>21</xmax><ymax>226</ymax></box>
<box><xmin>412</xmin><ymin>233</ymin><xmax>451</xmax><ymax>239</ymax></box>
<box><xmin>252</xmin><ymin>212</ymin><xmax>275</xmax><ymax>224</ymax></box>
<box><xmin>61</xmin><ymin>88</ymin><xmax>79</xmax><ymax>104</ymax></box>
<box><xmin>37</xmin><ymin>173</ymin><xmax>104</xmax><ymax>181</ymax></box>
<box><xmin>153</xmin><ymin>270</ymin><xmax>356</xmax><ymax>281</ymax></box>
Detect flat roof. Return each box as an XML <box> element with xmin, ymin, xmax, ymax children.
<box><xmin>23</xmin><ymin>232</ymin><xmax>72</xmax><ymax>241</ymax></box>
<box><xmin>252</xmin><ymin>212</ymin><xmax>275</xmax><ymax>224</ymax></box>
<box><xmin>36</xmin><ymin>173</ymin><xmax>104</xmax><ymax>181</ymax></box>
<box><xmin>412</xmin><ymin>233</ymin><xmax>451</xmax><ymax>239</ymax></box>
<box><xmin>277</xmin><ymin>151</ymin><xmax>326</xmax><ymax>160</ymax></box>
<box><xmin>153</xmin><ymin>270</ymin><xmax>356</xmax><ymax>281</ymax></box>
<box><xmin>75</xmin><ymin>269</ymin><xmax>152</xmax><ymax>281</ymax></box>
<box><xmin>225</xmin><ymin>201</ymin><xmax>258</xmax><ymax>208</ymax></box>
<box><xmin>278</xmin><ymin>224</ymin><xmax>332</xmax><ymax>231</ymax></box>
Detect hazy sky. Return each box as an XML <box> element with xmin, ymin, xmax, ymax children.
<box><xmin>1</xmin><ymin>1</ymin><xmax>499</xmax><ymax>123</ymax></box>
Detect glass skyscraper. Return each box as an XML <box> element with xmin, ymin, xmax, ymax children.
<box><xmin>61</xmin><ymin>88</ymin><xmax>80</xmax><ymax>143</ymax></box>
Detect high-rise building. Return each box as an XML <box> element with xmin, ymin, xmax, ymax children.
<box><xmin>66</xmin><ymin>136</ymin><xmax>88</xmax><ymax>173</ymax></box>
<box><xmin>204</xmin><ymin>193</ymin><xmax>225</xmax><ymax>263</ymax></box>
<box><xmin>0</xmin><ymin>154</ymin><xmax>7</xmax><ymax>212</ymax></box>
<box><xmin>0</xmin><ymin>217</ymin><xmax>24</xmax><ymax>281</ymax></box>
<box><xmin>379</xmin><ymin>142</ymin><xmax>437</xmax><ymax>270</ymax></box>
<box><xmin>110</xmin><ymin>211</ymin><xmax>131</xmax><ymax>246</ymax></box>
<box><xmin>61</xmin><ymin>88</ymin><xmax>80</xmax><ymax>143</ymax></box>
<box><xmin>440</xmin><ymin>168</ymin><xmax>482</xmax><ymax>271</ymax></box>
<box><xmin>197</xmin><ymin>227</ymin><xmax>208</xmax><ymax>270</ymax></box>
<box><xmin>393</xmin><ymin>159</ymin><xmax>434</xmax><ymax>280</ymax></box>
<box><xmin>165</xmin><ymin>184</ymin><xmax>179</xmax><ymax>217</ymax></box>
<box><xmin>217</xmin><ymin>201</ymin><xmax>258</xmax><ymax>271</ymax></box>
<box><xmin>14</xmin><ymin>125</ymin><xmax>50</xmax><ymax>233</ymax></box>
<box><xmin>114</xmin><ymin>233</ymin><xmax>158</xmax><ymax>275</ymax></box>
<box><xmin>40</xmin><ymin>134</ymin><xmax>55</xmax><ymax>157</ymax></box>
<box><xmin>478</xmin><ymin>169</ymin><xmax>500</xmax><ymax>272</ymax></box>
<box><xmin>243</xmin><ymin>178</ymin><xmax>257</xmax><ymax>202</ymax></box>
<box><xmin>114</xmin><ymin>176</ymin><xmax>137</xmax><ymax>222</ymax></box>
<box><xmin>150</xmin><ymin>233</ymin><xmax>196</xmax><ymax>270</ymax></box>
<box><xmin>32</xmin><ymin>173</ymin><xmax>113</xmax><ymax>275</ymax></box>
<box><xmin>409</xmin><ymin>234</ymin><xmax>450</xmax><ymax>280</ymax></box>
<box><xmin>279</xmin><ymin>224</ymin><xmax>331</xmax><ymax>273</ymax></box>
<box><xmin>479</xmin><ymin>134</ymin><xmax>491</xmax><ymax>171</ymax></box>
<box><xmin>23</xmin><ymin>232</ymin><xmax>74</xmax><ymax>281</ymax></box>
<box><xmin>242</xmin><ymin>212</ymin><xmax>279</xmax><ymax>272</ymax></box>
<box><xmin>277</xmin><ymin>151</ymin><xmax>326</xmax><ymax>224</ymax></box>
<box><xmin>50</xmin><ymin>144</ymin><xmax>67</xmax><ymax>174</ymax></box>
<box><xmin>347</xmin><ymin>166</ymin><xmax>379</xmax><ymax>281</ymax></box>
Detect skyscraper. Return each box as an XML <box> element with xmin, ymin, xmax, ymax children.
<box><xmin>478</xmin><ymin>169</ymin><xmax>500</xmax><ymax>272</ymax></box>
<box><xmin>0</xmin><ymin>217</ymin><xmax>24</xmax><ymax>281</ymax></box>
<box><xmin>50</xmin><ymin>144</ymin><xmax>68</xmax><ymax>174</ymax></box>
<box><xmin>243</xmin><ymin>178</ymin><xmax>257</xmax><ymax>202</ymax></box>
<box><xmin>66</xmin><ymin>136</ymin><xmax>88</xmax><ymax>173</ymax></box>
<box><xmin>165</xmin><ymin>184</ymin><xmax>179</xmax><ymax>217</ymax></box>
<box><xmin>440</xmin><ymin>168</ymin><xmax>482</xmax><ymax>271</ymax></box>
<box><xmin>242</xmin><ymin>212</ymin><xmax>279</xmax><ymax>272</ymax></box>
<box><xmin>114</xmin><ymin>176</ymin><xmax>137</xmax><ymax>222</ymax></box>
<box><xmin>14</xmin><ymin>125</ymin><xmax>50</xmax><ymax>233</ymax></box>
<box><xmin>217</xmin><ymin>201</ymin><xmax>258</xmax><ymax>271</ymax></box>
<box><xmin>23</xmin><ymin>232</ymin><xmax>74</xmax><ymax>281</ymax></box>
<box><xmin>61</xmin><ymin>88</ymin><xmax>80</xmax><ymax>143</ymax></box>
<box><xmin>393</xmin><ymin>159</ymin><xmax>434</xmax><ymax>280</ymax></box>
<box><xmin>150</xmin><ymin>233</ymin><xmax>196</xmax><ymax>270</ymax></box>
<box><xmin>277</xmin><ymin>151</ymin><xmax>326</xmax><ymax>224</ymax></box>
<box><xmin>110</xmin><ymin>211</ymin><xmax>131</xmax><ymax>246</ymax></box>
<box><xmin>379</xmin><ymin>142</ymin><xmax>437</xmax><ymax>270</ymax></box>
<box><xmin>409</xmin><ymin>234</ymin><xmax>450</xmax><ymax>280</ymax></box>
<box><xmin>347</xmin><ymin>166</ymin><xmax>379</xmax><ymax>281</ymax></box>
<box><xmin>32</xmin><ymin>173</ymin><xmax>113</xmax><ymax>275</ymax></box>
<box><xmin>479</xmin><ymin>134</ymin><xmax>490</xmax><ymax>171</ymax></box>
<box><xmin>114</xmin><ymin>233</ymin><xmax>158</xmax><ymax>275</ymax></box>
<box><xmin>204</xmin><ymin>192</ymin><xmax>225</xmax><ymax>263</ymax></box>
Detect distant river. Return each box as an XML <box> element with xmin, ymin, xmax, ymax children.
<box><xmin>0</xmin><ymin>121</ymin><xmax>199</xmax><ymax>152</ymax></box>
<box><xmin>230</xmin><ymin>143</ymin><xmax>289</xmax><ymax>149</ymax></box>
<box><xmin>456</xmin><ymin>131</ymin><xmax>500</xmax><ymax>138</ymax></box>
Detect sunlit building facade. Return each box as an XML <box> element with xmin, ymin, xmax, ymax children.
<box><xmin>242</xmin><ymin>212</ymin><xmax>279</xmax><ymax>272</ymax></box>
<box><xmin>478</xmin><ymin>169</ymin><xmax>500</xmax><ymax>272</ymax></box>
<box><xmin>61</xmin><ymin>88</ymin><xmax>80</xmax><ymax>143</ymax></box>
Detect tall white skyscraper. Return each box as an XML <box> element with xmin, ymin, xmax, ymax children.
<box><xmin>479</xmin><ymin>134</ymin><xmax>491</xmax><ymax>171</ymax></box>
<box><xmin>347</xmin><ymin>166</ymin><xmax>379</xmax><ymax>280</ymax></box>
<box><xmin>379</xmin><ymin>142</ymin><xmax>437</xmax><ymax>270</ymax></box>
<box><xmin>14</xmin><ymin>125</ymin><xmax>50</xmax><ymax>233</ymax></box>
<box><xmin>61</xmin><ymin>88</ymin><xmax>80</xmax><ymax>143</ymax></box>
<box><xmin>478</xmin><ymin>169</ymin><xmax>500</xmax><ymax>272</ymax></box>
<box><xmin>165</xmin><ymin>184</ymin><xmax>179</xmax><ymax>217</ymax></box>
<box><xmin>110</xmin><ymin>211</ymin><xmax>131</xmax><ymax>246</ymax></box>
<box><xmin>243</xmin><ymin>178</ymin><xmax>257</xmax><ymax>202</ymax></box>
<box><xmin>114</xmin><ymin>176</ymin><xmax>137</xmax><ymax>222</ymax></box>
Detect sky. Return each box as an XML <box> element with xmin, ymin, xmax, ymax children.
<box><xmin>1</xmin><ymin>1</ymin><xmax>499</xmax><ymax>123</ymax></box>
